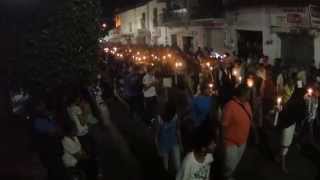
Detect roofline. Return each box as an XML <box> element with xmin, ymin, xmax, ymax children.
<box><xmin>114</xmin><ymin>0</ymin><xmax>151</xmax><ymax>15</ymax></box>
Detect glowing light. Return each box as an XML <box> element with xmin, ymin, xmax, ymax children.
<box><xmin>104</xmin><ymin>48</ymin><xmax>109</xmax><ymax>53</ymax></box>
<box><xmin>209</xmin><ymin>83</ymin><xmax>214</xmax><ymax>88</ymax></box>
<box><xmin>102</xmin><ymin>23</ymin><xmax>107</xmax><ymax>28</ymax></box>
<box><xmin>247</xmin><ymin>79</ymin><xmax>254</xmax><ymax>88</ymax></box>
<box><xmin>143</xmin><ymin>56</ymin><xmax>147</xmax><ymax>60</ymax></box>
<box><xmin>232</xmin><ymin>69</ymin><xmax>238</xmax><ymax>76</ymax></box>
<box><xmin>163</xmin><ymin>55</ymin><xmax>167</xmax><ymax>60</ymax></box>
<box><xmin>238</xmin><ymin>76</ymin><xmax>242</xmax><ymax>82</ymax></box>
<box><xmin>210</xmin><ymin>66</ymin><xmax>214</xmax><ymax>71</ymax></box>
<box><xmin>277</xmin><ymin>97</ymin><xmax>282</xmax><ymax>105</ymax></box>
<box><xmin>137</xmin><ymin>51</ymin><xmax>140</xmax><ymax>55</ymax></box>
<box><xmin>113</xmin><ymin>47</ymin><xmax>117</xmax><ymax>52</ymax></box>
<box><xmin>206</xmin><ymin>62</ymin><xmax>211</xmax><ymax>67</ymax></box>
<box><xmin>308</xmin><ymin>88</ymin><xmax>313</xmax><ymax>96</ymax></box>
<box><xmin>175</xmin><ymin>62</ymin><xmax>183</xmax><ymax>68</ymax></box>
<box><xmin>168</xmin><ymin>53</ymin><xmax>172</xmax><ymax>58</ymax></box>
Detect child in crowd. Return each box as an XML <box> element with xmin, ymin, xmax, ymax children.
<box><xmin>155</xmin><ymin>102</ymin><xmax>182</xmax><ymax>173</ymax></box>
<box><xmin>176</xmin><ymin>129</ymin><xmax>215</xmax><ymax>180</ymax></box>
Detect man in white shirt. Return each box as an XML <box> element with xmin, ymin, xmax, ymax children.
<box><xmin>142</xmin><ymin>67</ymin><xmax>158</xmax><ymax>125</ymax></box>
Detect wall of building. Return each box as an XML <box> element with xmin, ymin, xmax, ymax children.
<box><xmin>227</xmin><ymin>7</ymin><xmax>282</xmax><ymax>63</ymax></box>
<box><xmin>315</xmin><ymin>35</ymin><xmax>320</xmax><ymax>68</ymax></box>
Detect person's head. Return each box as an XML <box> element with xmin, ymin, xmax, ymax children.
<box><xmin>200</xmin><ymin>82</ymin><xmax>212</xmax><ymax>96</ymax></box>
<box><xmin>193</xmin><ymin>129</ymin><xmax>215</xmax><ymax>156</ymax></box>
<box><xmin>33</xmin><ymin>99</ymin><xmax>48</xmax><ymax>116</ymax></box>
<box><xmin>68</xmin><ymin>94</ymin><xmax>81</xmax><ymax>106</ymax></box>
<box><xmin>234</xmin><ymin>84</ymin><xmax>250</xmax><ymax>102</ymax></box>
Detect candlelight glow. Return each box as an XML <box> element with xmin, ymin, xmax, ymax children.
<box><xmin>232</xmin><ymin>69</ymin><xmax>238</xmax><ymax>76</ymax></box>
<box><xmin>308</xmin><ymin>88</ymin><xmax>313</xmax><ymax>96</ymax></box>
<box><xmin>247</xmin><ymin>79</ymin><xmax>254</xmax><ymax>88</ymax></box>
<box><xmin>277</xmin><ymin>97</ymin><xmax>282</xmax><ymax>105</ymax></box>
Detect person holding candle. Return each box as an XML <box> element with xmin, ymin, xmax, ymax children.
<box><xmin>142</xmin><ymin>67</ymin><xmax>158</xmax><ymax>126</ymax></box>
<box><xmin>277</xmin><ymin>83</ymin><xmax>307</xmax><ymax>173</ymax></box>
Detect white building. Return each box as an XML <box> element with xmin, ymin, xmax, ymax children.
<box><xmin>107</xmin><ymin>0</ymin><xmax>227</xmax><ymax>53</ymax></box>
<box><xmin>108</xmin><ymin>0</ymin><xmax>167</xmax><ymax>45</ymax></box>
<box><xmin>224</xmin><ymin>2</ymin><xmax>320</xmax><ymax>65</ymax></box>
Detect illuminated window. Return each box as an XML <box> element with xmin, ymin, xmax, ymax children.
<box><xmin>115</xmin><ymin>16</ymin><xmax>121</xmax><ymax>28</ymax></box>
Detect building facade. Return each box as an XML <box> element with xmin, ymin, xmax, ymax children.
<box><xmin>223</xmin><ymin>0</ymin><xmax>320</xmax><ymax>65</ymax></box>
<box><xmin>107</xmin><ymin>0</ymin><xmax>227</xmax><ymax>53</ymax></box>
<box><xmin>107</xmin><ymin>0</ymin><xmax>320</xmax><ymax>65</ymax></box>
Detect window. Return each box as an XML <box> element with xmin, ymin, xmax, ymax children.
<box><xmin>141</xmin><ymin>13</ymin><xmax>146</xmax><ymax>29</ymax></box>
<box><xmin>153</xmin><ymin>8</ymin><xmax>158</xmax><ymax>26</ymax></box>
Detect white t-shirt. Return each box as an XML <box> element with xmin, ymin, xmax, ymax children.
<box><xmin>176</xmin><ymin>152</ymin><xmax>214</xmax><ymax>180</ymax></box>
<box><xmin>276</xmin><ymin>74</ymin><xmax>284</xmax><ymax>91</ymax></box>
<box><xmin>143</xmin><ymin>73</ymin><xmax>157</xmax><ymax>98</ymax></box>
<box><xmin>62</xmin><ymin>136</ymin><xmax>82</xmax><ymax>167</ymax></box>
<box><xmin>67</xmin><ymin>105</ymin><xmax>88</xmax><ymax>136</ymax></box>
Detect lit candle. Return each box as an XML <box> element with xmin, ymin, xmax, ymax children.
<box><xmin>163</xmin><ymin>55</ymin><xmax>167</xmax><ymax>60</ymax></box>
<box><xmin>143</xmin><ymin>56</ymin><xmax>147</xmax><ymax>60</ymax></box>
<box><xmin>247</xmin><ymin>79</ymin><xmax>254</xmax><ymax>88</ymax></box>
<box><xmin>168</xmin><ymin>53</ymin><xmax>172</xmax><ymax>58</ymax></box>
<box><xmin>104</xmin><ymin>48</ymin><xmax>109</xmax><ymax>53</ymax></box>
<box><xmin>232</xmin><ymin>69</ymin><xmax>238</xmax><ymax>76</ymax></box>
<box><xmin>308</xmin><ymin>88</ymin><xmax>313</xmax><ymax>96</ymax></box>
<box><xmin>206</xmin><ymin>62</ymin><xmax>211</xmax><ymax>67</ymax></box>
<box><xmin>238</xmin><ymin>76</ymin><xmax>242</xmax><ymax>83</ymax></box>
<box><xmin>209</xmin><ymin>83</ymin><xmax>214</xmax><ymax>88</ymax></box>
<box><xmin>277</xmin><ymin>97</ymin><xmax>282</xmax><ymax>106</ymax></box>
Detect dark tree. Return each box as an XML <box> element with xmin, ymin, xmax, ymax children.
<box><xmin>16</xmin><ymin>0</ymin><xmax>102</xmax><ymax>97</ymax></box>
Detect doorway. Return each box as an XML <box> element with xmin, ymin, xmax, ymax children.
<box><xmin>183</xmin><ymin>36</ymin><xmax>193</xmax><ymax>52</ymax></box>
<box><xmin>237</xmin><ymin>30</ymin><xmax>263</xmax><ymax>61</ymax></box>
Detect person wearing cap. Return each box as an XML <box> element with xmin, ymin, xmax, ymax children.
<box><xmin>277</xmin><ymin>83</ymin><xmax>307</xmax><ymax>173</ymax></box>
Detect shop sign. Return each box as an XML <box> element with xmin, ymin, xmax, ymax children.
<box><xmin>271</xmin><ymin>7</ymin><xmax>309</xmax><ymax>28</ymax></box>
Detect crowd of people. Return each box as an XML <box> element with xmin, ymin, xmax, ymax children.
<box><xmin>101</xmin><ymin>43</ymin><xmax>320</xmax><ymax>180</ymax></box>
<box><xmin>11</xmin><ymin>43</ymin><xmax>320</xmax><ymax>180</ymax></box>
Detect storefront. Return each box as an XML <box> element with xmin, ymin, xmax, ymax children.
<box><xmin>227</xmin><ymin>5</ymin><xmax>320</xmax><ymax>65</ymax></box>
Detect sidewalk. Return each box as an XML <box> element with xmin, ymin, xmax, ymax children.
<box><xmin>234</xmin><ymin>128</ymin><xmax>319</xmax><ymax>180</ymax></box>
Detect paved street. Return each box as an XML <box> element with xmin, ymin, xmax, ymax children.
<box><xmin>1</xmin><ymin>96</ymin><xmax>319</xmax><ymax>180</ymax></box>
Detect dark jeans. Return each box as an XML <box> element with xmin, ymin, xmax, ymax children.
<box><xmin>143</xmin><ymin>96</ymin><xmax>158</xmax><ymax>124</ymax></box>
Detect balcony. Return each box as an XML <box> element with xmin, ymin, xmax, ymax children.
<box><xmin>160</xmin><ymin>9</ymin><xmax>190</xmax><ymax>26</ymax></box>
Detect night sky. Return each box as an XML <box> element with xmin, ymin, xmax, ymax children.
<box><xmin>102</xmin><ymin>0</ymin><xmax>144</xmax><ymax>18</ymax></box>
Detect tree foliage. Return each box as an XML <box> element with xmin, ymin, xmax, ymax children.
<box><xmin>17</xmin><ymin>0</ymin><xmax>102</xmax><ymax>96</ymax></box>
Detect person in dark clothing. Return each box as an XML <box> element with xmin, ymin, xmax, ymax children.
<box><xmin>277</xmin><ymin>86</ymin><xmax>307</xmax><ymax>173</ymax></box>
<box><xmin>32</xmin><ymin>100</ymin><xmax>68</xmax><ymax>180</ymax></box>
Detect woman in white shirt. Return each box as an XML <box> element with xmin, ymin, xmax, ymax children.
<box><xmin>62</xmin><ymin>126</ymin><xmax>97</xmax><ymax>180</ymax></box>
